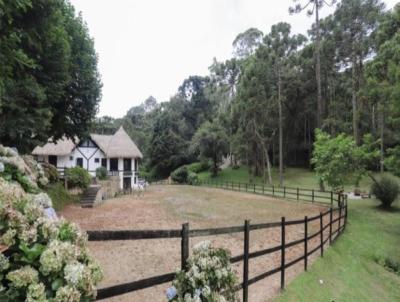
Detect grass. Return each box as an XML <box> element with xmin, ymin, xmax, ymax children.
<box><xmin>198</xmin><ymin>166</ymin><xmax>394</xmax><ymax>193</ymax></box>
<box><xmin>274</xmin><ymin>199</ymin><xmax>400</xmax><ymax>302</ymax></box>
<box><xmin>45</xmin><ymin>182</ymin><xmax>79</xmax><ymax>211</ymax></box>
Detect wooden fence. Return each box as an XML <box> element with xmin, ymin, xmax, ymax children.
<box><xmin>88</xmin><ymin>182</ymin><xmax>348</xmax><ymax>301</ymax></box>
<box><xmin>152</xmin><ymin>178</ymin><xmax>341</xmax><ymax>206</ymax></box>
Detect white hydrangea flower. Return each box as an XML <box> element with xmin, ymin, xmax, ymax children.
<box><xmin>193</xmin><ymin>240</ymin><xmax>211</xmax><ymax>253</ymax></box>
<box><xmin>40</xmin><ymin>240</ymin><xmax>78</xmax><ymax>275</ymax></box>
<box><xmin>26</xmin><ymin>282</ymin><xmax>47</xmax><ymax>302</ymax></box>
<box><xmin>54</xmin><ymin>285</ymin><xmax>81</xmax><ymax>302</ymax></box>
<box><xmin>64</xmin><ymin>262</ymin><xmax>85</xmax><ymax>286</ymax></box>
<box><xmin>6</xmin><ymin>266</ymin><xmax>38</xmax><ymax>288</ymax></box>
<box><xmin>32</xmin><ymin>193</ymin><xmax>52</xmax><ymax>208</ymax></box>
<box><xmin>0</xmin><ymin>254</ymin><xmax>10</xmax><ymax>272</ymax></box>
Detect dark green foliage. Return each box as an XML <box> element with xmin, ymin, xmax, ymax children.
<box><xmin>377</xmin><ymin>257</ymin><xmax>400</xmax><ymax>276</ymax></box>
<box><xmin>41</xmin><ymin>162</ymin><xmax>59</xmax><ymax>183</ymax></box>
<box><xmin>385</xmin><ymin>146</ymin><xmax>400</xmax><ymax>177</ymax></box>
<box><xmin>171</xmin><ymin>166</ymin><xmax>189</xmax><ymax>184</ymax></box>
<box><xmin>0</xmin><ymin>0</ymin><xmax>101</xmax><ymax>152</ymax></box>
<box><xmin>96</xmin><ymin>167</ymin><xmax>108</xmax><ymax>180</ymax></box>
<box><xmin>65</xmin><ymin>167</ymin><xmax>91</xmax><ymax>190</ymax></box>
<box><xmin>191</xmin><ymin>121</ymin><xmax>229</xmax><ymax>176</ymax></box>
<box><xmin>45</xmin><ymin>182</ymin><xmax>79</xmax><ymax>211</ymax></box>
<box><xmin>371</xmin><ymin>176</ymin><xmax>399</xmax><ymax>208</ymax></box>
<box><xmin>186</xmin><ymin>162</ymin><xmax>210</xmax><ymax>174</ymax></box>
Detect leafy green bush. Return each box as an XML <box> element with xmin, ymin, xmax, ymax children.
<box><xmin>371</xmin><ymin>176</ymin><xmax>399</xmax><ymax>208</ymax></box>
<box><xmin>187</xmin><ymin>162</ymin><xmax>210</xmax><ymax>173</ymax></box>
<box><xmin>45</xmin><ymin>182</ymin><xmax>79</xmax><ymax>211</ymax></box>
<box><xmin>0</xmin><ymin>163</ymin><xmax>38</xmax><ymax>193</ymax></box>
<box><xmin>171</xmin><ymin>166</ymin><xmax>188</xmax><ymax>183</ymax></box>
<box><xmin>187</xmin><ymin>172</ymin><xmax>198</xmax><ymax>185</ymax></box>
<box><xmin>65</xmin><ymin>167</ymin><xmax>91</xmax><ymax>190</ymax></box>
<box><xmin>40</xmin><ymin>162</ymin><xmax>59</xmax><ymax>183</ymax></box>
<box><xmin>95</xmin><ymin>167</ymin><xmax>108</xmax><ymax>180</ymax></box>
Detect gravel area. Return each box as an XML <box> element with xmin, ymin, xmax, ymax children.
<box><xmin>59</xmin><ymin>185</ymin><xmax>338</xmax><ymax>302</ymax></box>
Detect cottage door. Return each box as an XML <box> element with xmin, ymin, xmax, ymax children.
<box><xmin>123</xmin><ymin>177</ymin><xmax>131</xmax><ymax>189</ymax></box>
<box><xmin>48</xmin><ymin>156</ymin><xmax>57</xmax><ymax>167</ymax></box>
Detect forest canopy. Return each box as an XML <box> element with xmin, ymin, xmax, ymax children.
<box><xmin>94</xmin><ymin>1</ymin><xmax>400</xmax><ymax>181</ymax></box>
<box><xmin>0</xmin><ymin>0</ymin><xmax>101</xmax><ymax>153</ymax></box>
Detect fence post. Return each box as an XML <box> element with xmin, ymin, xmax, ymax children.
<box><xmin>312</xmin><ymin>189</ymin><xmax>314</xmax><ymax>203</ymax></box>
<box><xmin>272</xmin><ymin>185</ymin><xmax>275</xmax><ymax>196</ymax></box>
<box><xmin>297</xmin><ymin>188</ymin><xmax>299</xmax><ymax>201</ymax></box>
<box><xmin>284</xmin><ymin>186</ymin><xmax>286</xmax><ymax>198</ymax></box>
<box><xmin>253</xmin><ymin>184</ymin><xmax>256</xmax><ymax>193</ymax></box>
<box><xmin>338</xmin><ymin>204</ymin><xmax>342</xmax><ymax>235</ymax></box>
<box><xmin>344</xmin><ymin>198</ymin><xmax>348</xmax><ymax>230</ymax></box>
<box><xmin>262</xmin><ymin>185</ymin><xmax>265</xmax><ymax>195</ymax></box>
<box><xmin>280</xmin><ymin>217</ymin><xmax>286</xmax><ymax>290</ymax></box>
<box><xmin>304</xmin><ymin>216</ymin><xmax>308</xmax><ymax>271</ymax></box>
<box><xmin>246</xmin><ymin>183</ymin><xmax>248</xmax><ymax>192</ymax></box>
<box><xmin>330</xmin><ymin>191</ymin><xmax>333</xmax><ymax>207</ymax></box>
<box><xmin>181</xmin><ymin>223</ymin><xmax>189</xmax><ymax>271</ymax></box>
<box><xmin>319</xmin><ymin>212</ymin><xmax>324</xmax><ymax>257</ymax></box>
<box><xmin>329</xmin><ymin>208</ymin><xmax>333</xmax><ymax>245</ymax></box>
<box><xmin>243</xmin><ymin>220</ymin><xmax>250</xmax><ymax>302</ymax></box>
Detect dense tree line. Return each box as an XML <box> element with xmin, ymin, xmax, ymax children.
<box><xmin>0</xmin><ymin>0</ymin><xmax>101</xmax><ymax>153</ymax></box>
<box><xmin>94</xmin><ymin>1</ymin><xmax>400</xmax><ymax>181</ymax></box>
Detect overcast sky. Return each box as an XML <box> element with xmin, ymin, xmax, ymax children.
<box><xmin>69</xmin><ymin>0</ymin><xmax>398</xmax><ymax>118</ymax></box>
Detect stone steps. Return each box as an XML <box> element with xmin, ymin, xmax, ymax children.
<box><xmin>80</xmin><ymin>185</ymin><xmax>101</xmax><ymax>208</ymax></box>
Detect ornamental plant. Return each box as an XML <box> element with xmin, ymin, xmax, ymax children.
<box><xmin>0</xmin><ymin>145</ymin><xmax>103</xmax><ymax>301</ymax></box>
<box><xmin>65</xmin><ymin>167</ymin><xmax>91</xmax><ymax>190</ymax></box>
<box><xmin>166</xmin><ymin>241</ymin><xmax>238</xmax><ymax>302</ymax></box>
<box><xmin>370</xmin><ymin>176</ymin><xmax>400</xmax><ymax>208</ymax></box>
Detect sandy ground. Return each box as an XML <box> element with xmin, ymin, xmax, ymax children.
<box><xmin>60</xmin><ymin>185</ymin><xmax>340</xmax><ymax>302</ymax></box>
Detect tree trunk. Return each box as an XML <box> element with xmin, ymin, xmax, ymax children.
<box><xmin>315</xmin><ymin>2</ymin><xmax>323</xmax><ymax>128</ymax></box>
<box><xmin>278</xmin><ymin>68</ymin><xmax>284</xmax><ymax>186</ymax></box>
<box><xmin>379</xmin><ymin>102</ymin><xmax>385</xmax><ymax>173</ymax></box>
<box><xmin>372</xmin><ymin>104</ymin><xmax>376</xmax><ymax>134</ymax></box>
<box><xmin>265</xmin><ymin>148</ymin><xmax>272</xmax><ymax>185</ymax></box>
<box><xmin>351</xmin><ymin>49</ymin><xmax>360</xmax><ymax>145</ymax></box>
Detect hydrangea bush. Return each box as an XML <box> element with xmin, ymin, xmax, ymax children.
<box><xmin>0</xmin><ymin>145</ymin><xmax>102</xmax><ymax>301</ymax></box>
<box><xmin>167</xmin><ymin>241</ymin><xmax>238</xmax><ymax>302</ymax></box>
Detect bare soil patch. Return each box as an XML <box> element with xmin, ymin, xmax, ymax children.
<box><xmin>60</xmin><ymin>185</ymin><xmax>337</xmax><ymax>302</ymax></box>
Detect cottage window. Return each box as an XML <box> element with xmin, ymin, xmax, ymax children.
<box><xmin>76</xmin><ymin>158</ymin><xmax>83</xmax><ymax>168</ymax></box>
<box><xmin>94</xmin><ymin>158</ymin><xmax>100</xmax><ymax>163</ymax></box>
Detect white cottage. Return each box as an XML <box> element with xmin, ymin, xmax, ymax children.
<box><xmin>32</xmin><ymin>127</ymin><xmax>143</xmax><ymax>189</ymax></box>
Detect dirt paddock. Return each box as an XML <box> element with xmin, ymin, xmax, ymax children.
<box><xmin>60</xmin><ymin>185</ymin><xmax>338</xmax><ymax>302</ymax></box>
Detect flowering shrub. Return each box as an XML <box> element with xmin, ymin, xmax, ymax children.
<box><xmin>167</xmin><ymin>241</ymin><xmax>238</xmax><ymax>302</ymax></box>
<box><xmin>0</xmin><ymin>145</ymin><xmax>102</xmax><ymax>301</ymax></box>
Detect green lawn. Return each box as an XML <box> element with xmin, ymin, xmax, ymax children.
<box><xmin>275</xmin><ymin>199</ymin><xmax>400</xmax><ymax>302</ymax></box>
<box><xmin>198</xmin><ymin>166</ymin><xmax>393</xmax><ymax>193</ymax></box>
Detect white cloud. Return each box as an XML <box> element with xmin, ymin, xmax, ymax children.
<box><xmin>69</xmin><ymin>0</ymin><xmax>398</xmax><ymax>117</ymax></box>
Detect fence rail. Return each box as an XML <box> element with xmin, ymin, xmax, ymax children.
<box><xmin>89</xmin><ymin>181</ymin><xmax>348</xmax><ymax>301</ymax></box>
<box><xmin>151</xmin><ymin>179</ymin><xmax>342</xmax><ymax>206</ymax></box>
